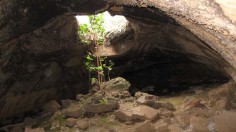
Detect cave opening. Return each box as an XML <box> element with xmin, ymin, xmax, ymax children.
<box><xmin>76</xmin><ymin>10</ymin><xmax>230</xmax><ymax>97</ymax></box>
<box><xmin>91</xmin><ymin>11</ymin><xmax>231</xmax><ymax>97</ymax></box>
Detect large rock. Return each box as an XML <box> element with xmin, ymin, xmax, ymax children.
<box><xmin>101</xmin><ymin>77</ymin><xmax>131</xmax><ymax>92</ymax></box>
<box><xmin>176</xmin><ymin>114</ymin><xmax>190</xmax><ymax>128</ymax></box>
<box><xmin>66</xmin><ymin>118</ymin><xmax>77</xmax><ymax>127</ymax></box>
<box><xmin>61</xmin><ymin>99</ymin><xmax>75</xmax><ymax>109</ymax></box>
<box><xmin>115</xmin><ymin>105</ymin><xmax>159</xmax><ymax>122</ymax></box>
<box><xmin>153</xmin><ymin>101</ymin><xmax>175</xmax><ymax>111</ymax></box>
<box><xmin>136</xmin><ymin>94</ymin><xmax>157</xmax><ymax>106</ymax></box>
<box><xmin>157</xmin><ymin>108</ymin><xmax>174</xmax><ymax>118</ymax></box>
<box><xmin>212</xmin><ymin>97</ymin><xmax>231</xmax><ymax>111</ymax></box>
<box><xmin>76</xmin><ymin>118</ymin><xmax>89</xmax><ymax>130</ymax></box>
<box><xmin>132</xmin><ymin>105</ymin><xmax>159</xmax><ymax>121</ymax></box>
<box><xmin>189</xmin><ymin>116</ymin><xmax>209</xmax><ymax>132</ymax></box>
<box><xmin>43</xmin><ymin>100</ymin><xmax>61</xmax><ymax>114</ymax></box>
<box><xmin>135</xmin><ymin>120</ymin><xmax>156</xmax><ymax>132</ymax></box>
<box><xmin>208</xmin><ymin>81</ymin><xmax>236</xmax><ymax>110</ymax></box>
<box><xmin>155</xmin><ymin>122</ymin><xmax>168</xmax><ymax>132</ymax></box>
<box><xmin>62</xmin><ymin>106</ymin><xmax>84</xmax><ymax>118</ymax></box>
<box><xmin>208</xmin><ymin>81</ymin><xmax>236</xmax><ymax>102</ymax></box>
<box><xmin>213</xmin><ymin>111</ymin><xmax>236</xmax><ymax>132</ymax></box>
<box><xmin>84</xmin><ymin>102</ymin><xmax>119</xmax><ymax>114</ymax></box>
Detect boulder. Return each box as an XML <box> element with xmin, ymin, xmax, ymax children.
<box><xmin>109</xmin><ymin>90</ymin><xmax>131</xmax><ymax>99</ymax></box>
<box><xmin>208</xmin><ymin>81</ymin><xmax>236</xmax><ymax>110</ymax></box>
<box><xmin>132</xmin><ymin>105</ymin><xmax>159</xmax><ymax>121</ymax></box>
<box><xmin>62</xmin><ymin>106</ymin><xmax>84</xmax><ymax>118</ymax></box>
<box><xmin>135</xmin><ymin>120</ymin><xmax>156</xmax><ymax>132</ymax></box>
<box><xmin>66</xmin><ymin>118</ymin><xmax>77</xmax><ymax>127</ymax></box>
<box><xmin>153</xmin><ymin>101</ymin><xmax>175</xmax><ymax>111</ymax></box>
<box><xmin>189</xmin><ymin>116</ymin><xmax>209</xmax><ymax>132</ymax></box>
<box><xmin>176</xmin><ymin>114</ymin><xmax>190</xmax><ymax>128</ymax></box>
<box><xmin>76</xmin><ymin>118</ymin><xmax>89</xmax><ymax>130</ymax></box>
<box><xmin>114</xmin><ymin>109</ymin><xmax>133</xmax><ymax>122</ymax></box>
<box><xmin>212</xmin><ymin>97</ymin><xmax>231</xmax><ymax>111</ymax></box>
<box><xmin>43</xmin><ymin>100</ymin><xmax>61</xmax><ymax>114</ymax></box>
<box><xmin>136</xmin><ymin>94</ymin><xmax>157</xmax><ymax>106</ymax></box>
<box><xmin>134</xmin><ymin>92</ymin><xmax>155</xmax><ymax>99</ymax></box>
<box><xmin>164</xmin><ymin>102</ymin><xmax>175</xmax><ymax>111</ymax></box>
<box><xmin>120</xmin><ymin>91</ymin><xmax>131</xmax><ymax>99</ymax></box>
<box><xmin>213</xmin><ymin>111</ymin><xmax>236</xmax><ymax>132</ymax></box>
<box><xmin>115</xmin><ymin>105</ymin><xmax>159</xmax><ymax>122</ymax></box>
<box><xmin>157</xmin><ymin>108</ymin><xmax>174</xmax><ymax>118</ymax></box>
<box><xmin>61</xmin><ymin>99</ymin><xmax>74</xmax><ymax>109</ymax></box>
<box><xmin>50</xmin><ymin>121</ymin><xmax>60</xmax><ymax>130</ymax></box>
<box><xmin>155</xmin><ymin>122</ymin><xmax>168</xmax><ymax>132</ymax></box>
<box><xmin>84</xmin><ymin>102</ymin><xmax>119</xmax><ymax>114</ymax></box>
<box><xmin>208</xmin><ymin>81</ymin><xmax>236</xmax><ymax>102</ymax></box>
<box><xmin>101</xmin><ymin>77</ymin><xmax>131</xmax><ymax>92</ymax></box>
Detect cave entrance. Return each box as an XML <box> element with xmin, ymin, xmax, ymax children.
<box><xmin>76</xmin><ymin>10</ymin><xmax>230</xmax><ymax>96</ymax></box>
<box><xmin>106</xmin><ymin>7</ymin><xmax>231</xmax><ymax>96</ymax></box>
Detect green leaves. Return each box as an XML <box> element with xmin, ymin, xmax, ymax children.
<box><xmin>97</xmin><ymin>66</ymin><xmax>103</xmax><ymax>71</ymax></box>
<box><xmin>79</xmin><ymin>13</ymin><xmax>105</xmax><ymax>45</ymax></box>
<box><xmin>86</xmin><ymin>55</ymin><xmax>93</xmax><ymax>61</ymax></box>
<box><xmin>102</xmin><ymin>60</ymin><xmax>114</xmax><ymax>71</ymax></box>
<box><xmin>81</xmin><ymin>13</ymin><xmax>114</xmax><ymax>84</ymax></box>
<box><xmin>99</xmin><ymin>98</ymin><xmax>108</xmax><ymax>105</ymax></box>
<box><xmin>84</xmin><ymin>53</ymin><xmax>114</xmax><ymax>76</ymax></box>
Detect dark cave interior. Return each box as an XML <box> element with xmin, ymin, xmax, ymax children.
<box><xmin>114</xmin><ymin>51</ymin><xmax>230</xmax><ymax>96</ymax></box>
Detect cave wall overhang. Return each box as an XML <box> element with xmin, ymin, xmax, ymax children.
<box><xmin>110</xmin><ymin>0</ymin><xmax>236</xmax><ymax>80</ymax></box>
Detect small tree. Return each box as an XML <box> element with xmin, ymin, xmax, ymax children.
<box><xmin>79</xmin><ymin>13</ymin><xmax>114</xmax><ymax>93</ymax></box>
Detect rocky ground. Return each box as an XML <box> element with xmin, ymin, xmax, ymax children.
<box><xmin>1</xmin><ymin>77</ymin><xmax>236</xmax><ymax>132</ymax></box>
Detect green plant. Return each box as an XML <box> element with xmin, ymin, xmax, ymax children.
<box><xmin>55</xmin><ymin>115</ymin><xmax>66</xmax><ymax>125</ymax></box>
<box><xmin>79</xmin><ymin>13</ymin><xmax>114</xmax><ymax>93</ymax></box>
<box><xmin>99</xmin><ymin>98</ymin><xmax>108</xmax><ymax>105</ymax></box>
<box><xmin>103</xmin><ymin>59</ymin><xmax>114</xmax><ymax>81</ymax></box>
<box><xmin>79</xmin><ymin>13</ymin><xmax>105</xmax><ymax>45</ymax></box>
<box><xmin>84</xmin><ymin>52</ymin><xmax>96</xmax><ymax>85</ymax></box>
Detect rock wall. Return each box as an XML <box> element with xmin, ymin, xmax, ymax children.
<box><xmin>0</xmin><ymin>0</ymin><xmax>109</xmax><ymax>122</ymax></box>
<box><xmin>0</xmin><ymin>15</ymin><xmax>89</xmax><ymax>122</ymax></box>
<box><xmin>112</xmin><ymin>0</ymin><xmax>236</xmax><ymax>79</ymax></box>
<box><xmin>0</xmin><ymin>0</ymin><xmax>107</xmax><ymax>43</ymax></box>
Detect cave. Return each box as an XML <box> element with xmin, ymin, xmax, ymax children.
<box><xmin>0</xmin><ymin>0</ymin><xmax>236</xmax><ymax>129</ymax></box>
<box><xmin>76</xmin><ymin>10</ymin><xmax>230</xmax><ymax>96</ymax></box>
<box><xmin>96</xmin><ymin>8</ymin><xmax>231</xmax><ymax>96</ymax></box>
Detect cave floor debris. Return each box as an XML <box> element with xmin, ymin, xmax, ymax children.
<box><xmin>1</xmin><ymin>77</ymin><xmax>236</xmax><ymax>132</ymax></box>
